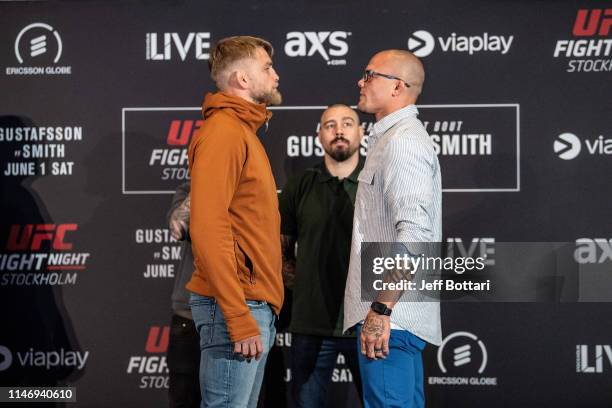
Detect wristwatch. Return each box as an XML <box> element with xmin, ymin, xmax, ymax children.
<box><xmin>370</xmin><ymin>301</ymin><xmax>392</xmax><ymax>316</ymax></box>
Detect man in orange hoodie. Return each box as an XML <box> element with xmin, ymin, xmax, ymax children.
<box><xmin>187</xmin><ymin>36</ymin><xmax>283</xmax><ymax>408</ymax></box>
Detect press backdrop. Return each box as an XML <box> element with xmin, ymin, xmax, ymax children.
<box><xmin>1</xmin><ymin>1</ymin><xmax>611</xmax><ymax>407</ymax></box>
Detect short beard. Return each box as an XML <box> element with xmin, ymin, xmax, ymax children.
<box><xmin>253</xmin><ymin>89</ymin><xmax>282</xmax><ymax>106</ymax></box>
<box><xmin>328</xmin><ymin>148</ymin><xmax>351</xmax><ymax>162</ymax></box>
<box><xmin>325</xmin><ymin>138</ymin><xmax>358</xmax><ymax>162</ymax></box>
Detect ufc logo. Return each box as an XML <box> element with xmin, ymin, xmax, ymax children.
<box><xmin>166</xmin><ymin>120</ymin><xmax>202</xmax><ymax>146</ymax></box>
<box><xmin>7</xmin><ymin>224</ymin><xmax>77</xmax><ymax>251</ymax></box>
<box><xmin>573</xmin><ymin>9</ymin><xmax>612</xmax><ymax>37</ymax></box>
<box><xmin>145</xmin><ymin>326</ymin><xmax>169</xmax><ymax>353</ymax></box>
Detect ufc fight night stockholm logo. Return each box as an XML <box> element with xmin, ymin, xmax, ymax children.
<box><xmin>553</xmin><ymin>9</ymin><xmax>612</xmax><ymax>72</ymax></box>
<box><xmin>166</xmin><ymin>120</ymin><xmax>201</xmax><ymax>146</ymax></box>
<box><xmin>284</xmin><ymin>31</ymin><xmax>351</xmax><ymax>65</ymax></box>
<box><xmin>126</xmin><ymin>326</ymin><xmax>169</xmax><ymax>389</ymax></box>
<box><xmin>6</xmin><ymin>224</ymin><xmax>77</xmax><ymax>251</ymax></box>
<box><xmin>573</xmin><ymin>9</ymin><xmax>612</xmax><ymax>37</ymax></box>
<box><xmin>148</xmin><ymin>120</ymin><xmax>197</xmax><ymax>167</ymax></box>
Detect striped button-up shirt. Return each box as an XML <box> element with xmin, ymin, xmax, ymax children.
<box><xmin>343</xmin><ymin>104</ymin><xmax>443</xmax><ymax>345</ymax></box>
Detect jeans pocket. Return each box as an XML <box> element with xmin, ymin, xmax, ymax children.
<box><xmin>190</xmin><ymin>295</ymin><xmax>216</xmax><ymax>346</ymax></box>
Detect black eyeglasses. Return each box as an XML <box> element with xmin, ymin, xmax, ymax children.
<box><xmin>363</xmin><ymin>69</ymin><xmax>410</xmax><ymax>88</ymax></box>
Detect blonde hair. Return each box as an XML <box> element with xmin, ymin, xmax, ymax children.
<box><xmin>209</xmin><ymin>36</ymin><xmax>274</xmax><ymax>89</ymax></box>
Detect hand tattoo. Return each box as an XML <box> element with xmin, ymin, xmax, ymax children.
<box><xmin>363</xmin><ymin>314</ymin><xmax>385</xmax><ymax>338</ymax></box>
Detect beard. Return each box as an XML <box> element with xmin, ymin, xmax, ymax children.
<box><xmin>252</xmin><ymin>87</ymin><xmax>282</xmax><ymax>106</ymax></box>
<box><xmin>325</xmin><ymin>137</ymin><xmax>358</xmax><ymax>162</ymax></box>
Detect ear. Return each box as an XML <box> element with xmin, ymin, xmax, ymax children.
<box><xmin>391</xmin><ymin>81</ymin><xmax>403</xmax><ymax>97</ymax></box>
<box><xmin>232</xmin><ymin>69</ymin><xmax>249</xmax><ymax>90</ymax></box>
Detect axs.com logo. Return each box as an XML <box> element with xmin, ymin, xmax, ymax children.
<box><xmin>284</xmin><ymin>31</ymin><xmax>351</xmax><ymax>65</ymax></box>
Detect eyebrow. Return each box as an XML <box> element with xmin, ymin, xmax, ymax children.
<box><xmin>322</xmin><ymin>117</ymin><xmax>356</xmax><ymax>126</ymax></box>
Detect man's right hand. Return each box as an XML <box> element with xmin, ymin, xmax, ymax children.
<box><xmin>234</xmin><ymin>335</ymin><xmax>264</xmax><ymax>360</ymax></box>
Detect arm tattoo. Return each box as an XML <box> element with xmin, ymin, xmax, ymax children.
<box><xmin>170</xmin><ymin>195</ymin><xmax>190</xmax><ymax>241</ymax></box>
<box><xmin>280</xmin><ymin>234</ymin><xmax>297</xmax><ymax>289</ymax></box>
<box><xmin>362</xmin><ymin>314</ymin><xmax>385</xmax><ymax>338</ymax></box>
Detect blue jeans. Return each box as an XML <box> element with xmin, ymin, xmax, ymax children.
<box><xmin>190</xmin><ymin>294</ymin><xmax>276</xmax><ymax>408</ymax></box>
<box><xmin>356</xmin><ymin>325</ymin><xmax>426</xmax><ymax>408</ymax></box>
<box><xmin>290</xmin><ymin>334</ymin><xmax>362</xmax><ymax>408</ymax></box>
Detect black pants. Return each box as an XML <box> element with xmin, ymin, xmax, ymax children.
<box><xmin>167</xmin><ymin>314</ymin><xmax>201</xmax><ymax>408</ymax></box>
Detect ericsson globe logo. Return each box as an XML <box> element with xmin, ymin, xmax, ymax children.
<box><xmin>407</xmin><ymin>30</ymin><xmax>435</xmax><ymax>57</ymax></box>
<box><xmin>554</xmin><ymin>133</ymin><xmax>582</xmax><ymax>160</ymax></box>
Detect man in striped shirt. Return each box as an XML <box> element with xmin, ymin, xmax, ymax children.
<box><xmin>343</xmin><ymin>50</ymin><xmax>442</xmax><ymax>408</ymax></box>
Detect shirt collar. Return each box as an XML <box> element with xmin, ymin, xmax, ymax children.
<box><xmin>316</xmin><ymin>158</ymin><xmax>364</xmax><ymax>184</ymax></box>
<box><xmin>370</xmin><ymin>104</ymin><xmax>419</xmax><ymax>143</ymax></box>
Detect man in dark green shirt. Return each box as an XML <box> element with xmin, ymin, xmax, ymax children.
<box><xmin>279</xmin><ymin>104</ymin><xmax>364</xmax><ymax>407</ymax></box>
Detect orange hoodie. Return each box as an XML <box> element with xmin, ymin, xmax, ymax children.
<box><xmin>187</xmin><ymin>92</ymin><xmax>283</xmax><ymax>342</ymax></box>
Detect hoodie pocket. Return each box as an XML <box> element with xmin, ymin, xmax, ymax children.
<box><xmin>234</xmin><ymin>238</ymin><xmax>255</xmax><ymax>285</ymax></box>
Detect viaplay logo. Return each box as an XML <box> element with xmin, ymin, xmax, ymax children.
<box><xmin>0</xmin><ymin>345</ymin><xmax>89</xmax><ymax>372</ymax></box>
<box><xmin>553</xmin><ymin>9</ymin><xmax>612</xmax><ymax>72</ymax></box>
<box><xmin>428</xmin><ymin>331</ymin><xmax>498</xmax><ymax>386</ymax></box>
<box><xmin>407</xmin><ymin>29</ymin><xmax>513</xmax><ymax>57</ymax></box>
<box><xmin>5</xmin><ymin>22</ymin><xmax>72</xmax><ymax>76</ymax></box>
<box><xmin>126</xmin><ymin>326</ymin><xmax>169</xmax><ymax>389</ymax></box>
<box><xmin>0</xmin><ymin>224</ymin><xmax>90</xmax><ymax>286</ymax></box>
<box><xmin>554</xmin><ymin>133</ymin><xmax>582</xmax><ymax>160</ymax></box>
<box><xmin>554</xmin><ymin>132</ymin><xmax>612</xmax><ymax>160</ymax></box>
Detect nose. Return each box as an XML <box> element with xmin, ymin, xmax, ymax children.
<box><xmin>357</xmin><ymin>78</ymin><xmax>364</xmax><ymax>88</ymax></box>
<box><xmin>271</xmin><ymin>67</ymin><xmax>279</xmax><ymax>82</ymax></box>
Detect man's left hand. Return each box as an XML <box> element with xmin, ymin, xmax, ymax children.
<box><xmin>361</xmin><ymin>310</ymin><xmax>390</xmax><ymax>360</ymax></box>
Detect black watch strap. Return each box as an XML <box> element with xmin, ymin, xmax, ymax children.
<box><xmin>370</xmin><ymin>301</ymin><xmax>392</xmax><ymax>316</ymax></box>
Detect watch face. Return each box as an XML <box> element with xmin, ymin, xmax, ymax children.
<box><xmin>372</xmin><ymin>302</ymin><xmax>386</xmax><ymax>314</ymax></box>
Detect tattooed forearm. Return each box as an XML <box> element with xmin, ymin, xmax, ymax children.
<box><xmin>362</xmin><ymin>314</ymin><xmax>386</xmax><ymax>338</ymax></box>
<box><xmin>281</xmin><ymin>234</ymin><xmax>297</xmax><ymax>288</ymax></box>
<box><xmin>169</xmin><ymin>195</ymin><xmax>190</xmax><ymax>241</ymax></box>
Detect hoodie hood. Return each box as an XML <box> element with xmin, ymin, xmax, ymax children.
<box><xmin>202</xmin><ymin>92</ymin><xmax>272</xmax><ymax>134</ymax></box>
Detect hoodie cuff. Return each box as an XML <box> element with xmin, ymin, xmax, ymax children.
<box><xmin>225</xmin><ymin>310</ymin><xmax>260</xmax><ymax>343</ymax></box>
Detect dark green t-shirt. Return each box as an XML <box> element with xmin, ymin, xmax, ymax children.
<box><xmin>279</xmin><ymin>160</ymin><xmax>364</xmax><ymax>337</ymax></box>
